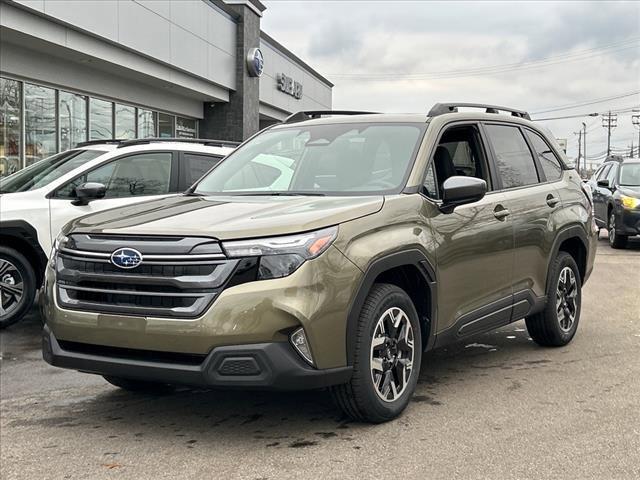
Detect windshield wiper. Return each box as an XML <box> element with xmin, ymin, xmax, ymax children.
<box><xmin>233</xmin><ymin>192</ymin><xmax>327</xmax><ymax>197</ymax></box>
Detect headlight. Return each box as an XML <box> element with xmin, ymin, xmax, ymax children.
<box><xmin>49</xmin><ymin>232</ymin><xmax>69</xmax><ymax>266</ymax></box>
<box><xmin>620</xmin><ymin>195</ymin><xmax>640</xmax><ymax>209</ymax></box>
<box><xmin>222</xmin><ymin>226</ymin><xmax>338</xmax><ymax>280</ymax></box>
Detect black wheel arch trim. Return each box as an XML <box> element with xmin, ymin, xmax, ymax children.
<box><xmin>345</xmin><ymin>248</ymin><xmax>437</xmax><ymax>366</ymax></box>
<box><xmin>0</xmin><ymin>220</ymin><xmax>48</xmax><ymax>287</ymax></box>
<box><xmin>546</xmin><ymin>224</ymin><xmax>589</xmax><ymax>288</ymax></box>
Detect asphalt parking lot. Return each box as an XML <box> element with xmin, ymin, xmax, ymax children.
<box><xmin>1</xmin><ymin>234</ymin><xmax>639</xmax><ymax>480</ymax></box>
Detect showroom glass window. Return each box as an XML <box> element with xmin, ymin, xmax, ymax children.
<box><xmin>0</xmin><ymin>77</ymin><xmax>22</xmax><ymax>176</ymax></box>
<box><xmin>59</xmin><ymin>91</ymin><xmax>87</xmax><ymax>151</ymax></box>
<box><xmin>24</xmin><ymin>83</ymin><xmax>57</xmax><ymax>166</ymax></box>
<box><xmin>138</xmin><ymin>109</ymin><xmax>156</xmax><ymax>138</ymax></box>
<box><xmin>158</xmin><ymin>113</ymin><xmax>175</xmax><ymax>137</ymax></box>
<box><xmin>115</xmin><ymin>104</ymin><xmax>136</xmax><ymax>139</ymax></box>
<box><xmin>176</xmin><ymin>117</ymin><xmax>197</xmax><ymax>138</ymax></box>
<box><xmin>90</xmin><ymin>98</ymin><xmax>113</xmax><ymax>140</ymax></box>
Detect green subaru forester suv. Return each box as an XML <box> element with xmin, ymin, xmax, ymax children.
<box><xmin>42</xmin><ymin>104</ymin><xmax>597</xmax><ymax>423</ymax></box>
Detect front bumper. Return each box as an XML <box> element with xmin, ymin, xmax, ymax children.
<box><xmin>42</xmin><ymin>245</ymin><xmax>363</xmax><ymax>370</ymax></box>
<box><xmin>42</xmin><ymin>325</ymin><xmax>352</xmax><ymax>390</ymax></box>
<box><xmin>615</xmin><ymin>207</ymin><xmax>640</xmax><ymax>236</ymax></box>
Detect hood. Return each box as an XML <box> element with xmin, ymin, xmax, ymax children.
<box><xmin>619</xmin><ymin>185</ymin><xmax>640</xmax><ymax>197</ymax></box>
<box><xmin>68</xmin><ymin>194</ymin><xmax>385</xmax><ymax>240</ymax></box>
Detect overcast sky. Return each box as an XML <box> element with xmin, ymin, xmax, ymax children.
<box><xmin>262</xmin><ymin>0</ymin><xmax>640</xmax><ymax>168</ymax></box>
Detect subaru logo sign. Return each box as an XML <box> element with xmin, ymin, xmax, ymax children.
<box><xmin>110</xmin><ymin>248</ymin><xmax>143</xmax><ymax>269</ymax></box>
<box><xmin>246</xmin><ymin>47</ymin><xmax>264</xmax><ymax>77</ymax></box>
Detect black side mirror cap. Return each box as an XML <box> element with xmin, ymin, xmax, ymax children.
<box><xmin>597</xmin><ymin>179</ymin><xmax>610</xmax><ymax>188</ymax></box>
<box><xmin>440</xmin><ymin>176</ymin><xmax>487</xmax><ymax>214</ymax></box>
<box><xmin>72</xmin><ymin>182</ymin><xmax>106</xmax><ymax>206</ymax></box>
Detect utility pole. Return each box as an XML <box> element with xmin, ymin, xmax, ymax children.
<box><xmin>602</xmin><ymin>111</ymin><xmax>617</xmax><ymax>156</ymax></box>
<box><xmin>582</xmin><ymin>122</ymin><xmax>587</xmax><ymax>174</ymax></box>
<box><xmin>632</xmin><ymin>109</ymin><xmax>640</xmax><ymax>157</ymax></box>
<box><xmin>574</xmin><ymin>130</ymin><xmax>582</xmax><ymax>175</ymax></box>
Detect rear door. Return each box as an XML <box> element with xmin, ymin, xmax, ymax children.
<box><xmin>483</xmin><ymin>123</ymin><xmax>562</xmax><ymax>314</ymax></box>
<box><xmin>48</xmin><ymin>151</ymin><xmax>177</xmax><ymax>241</ymax></box>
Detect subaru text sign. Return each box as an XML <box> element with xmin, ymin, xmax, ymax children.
<box><xmin>277</xmin><ymin>73</ymin><xmax>303</xmax><ymax>99</ymax></box>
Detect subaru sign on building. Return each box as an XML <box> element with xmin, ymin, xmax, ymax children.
<box><xmin>0</xmin><ymin>0</ymin><xmax>333</xmax><ymax>176</ymax></box>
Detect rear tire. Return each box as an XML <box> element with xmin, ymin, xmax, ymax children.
<box><xmin>608</xmin><ymin>210</ymin><xmax>628</xmax><ymax>249</ymax></box>
<box><xmin>103</xmin><ymin>376</ymin><xmax>175</xmax><ymax>393</ymax></box>
<box><xmin>0</xmin><ymin>246</ymin><xmax>37</xmax><ymax>329</ymax></box>
<box><xmin>526</xmin><ymin>252</ymin><xmax>581</xmax><ymax>347</ymax></box>
<box><xmin>331</xmin><ymin>283</ymin><xmax>422</xmax><ymax>423</ymax></box>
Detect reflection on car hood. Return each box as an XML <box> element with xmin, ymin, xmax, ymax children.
<box><xmin>619</xmin><ymin>186</ymin><xmax>640</xmax><ymax>197</ymax></box>
<box><xmin>67</xmin><ymin>194</ymin><xmax>385</xmax><ymax>240</ymax></box>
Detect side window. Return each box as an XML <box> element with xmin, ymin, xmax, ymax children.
<box><xmin>422</xmin><ymin>161</ymin><xmax>438</xmax><ymax>199</ymax></box>
<box><xmin>592</xmin><ymin>166</ymin><xmax>603</xmax><ymax>181</ymax></box>
<box><xmin>56</xmin><ymin>152</ymin><xmax>173</xmax><ymax>198</ymax></box>
<box><xmin>525</xmin><ymin>130</ymin><xmax>563</xmax><ymax>181</ymax></box>
<box><xmin>181</xmin><ymin>153</ymin><xmax>222</xmax><ymax>188</ymax></box>
<box><xmin>485</xmin><ymin>124</ymin><xmax>539</xmax><ymax>189</ymax></box>
<box><xmin>597</xmin><ymin>164</ymin><xmax>611</xmax><ymax>181</ymax></box>
<box><xmin>424</xmin><ymin>124</ymin><xmax>489</xmax><ymax>199</ymax></box>
<box><xmin>605</xmin><ymin>164</ymin><xmax>618</xmax><ymax>184</ymax></box>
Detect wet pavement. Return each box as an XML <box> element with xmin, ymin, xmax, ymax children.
<box><xmin>1</xmin><ymin>234</ymin><xmax>639</xmax><ymax>479</ymax></box>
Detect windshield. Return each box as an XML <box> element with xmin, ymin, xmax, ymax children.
<box><xmin>194</xmin><ymin>123</ymin><xmax>426</xmax><ymax>196</ymax></box>
<box><xmin>0</xmin><ymin>149</ymin><xmax>104</xmax><ymax>193</ymax></box>
<box><xmin>619</xmin><ymin>163</ymin><xmax>640</xmax><ymax>186</ymax></box>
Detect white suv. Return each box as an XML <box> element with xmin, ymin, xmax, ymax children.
<box><xmin>0</xmin><ymin>138</ymin><xmax>236</xmax><ymax>328</ymax></box>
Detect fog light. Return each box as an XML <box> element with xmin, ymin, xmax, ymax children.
<box><xmin>290</xmin><ymin>327</ymin><xmax>314</xmax><ymax>366</ymax></box>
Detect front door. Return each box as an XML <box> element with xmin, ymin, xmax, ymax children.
<box><xmin>47</xmin><ymin>151</ymin><xmax>176</xmax><ymax>253</ymax></box>
<box><xmin>421</xmin><ymin>122</ymin><xmax>514</xmax><ymax>338</ymax></box>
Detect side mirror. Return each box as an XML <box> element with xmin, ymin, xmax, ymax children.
<box><xmin>597</xmin><ymin>179</ymin><xmax>610</xmax><ymax>188</ymax></box>
<box><xmin>440</xmin><ymin>176</ymin><xmax>486</xmax><ymax>214</ymax></box>
<box><xmin>72</xmin><ymin>182</ymin><xmax>106</xmax><ymax>206</ymax></box>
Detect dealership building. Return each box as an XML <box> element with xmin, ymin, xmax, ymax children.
<box><xmin>0</xmin><ymin>0</ymin><xmax>333</xmax><ymax>175</ymax></box>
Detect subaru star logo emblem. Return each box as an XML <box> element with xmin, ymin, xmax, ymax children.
<box><xmin>110</xmin><ymin>248</ymin><xmax>143</xmax><ymax>269</ymax></box>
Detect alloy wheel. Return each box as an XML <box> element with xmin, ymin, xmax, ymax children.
<box><xmin>556</xmin><ymin>266</ymin><xmax>578</xmax><ymax>332</ymax></box>
<box><xmin>0</xmin><ymin>259</ymin><xmax>24</xmax><ymax>318</ymax></box>
<box><xmin>609</xmin><ymin>212</ymin><xmax>616</xmax><ymax>245</ymax></box>
<box><xmin>370</xmin><ymin>307</ymin><xmax>415</xmax><ymax>402</ymax></box>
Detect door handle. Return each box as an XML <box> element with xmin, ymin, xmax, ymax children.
<box><xmin>493</xmin><ymin>206</ymin><xmax>510</xmax><ymax>220</ymax></box>
<box><xmin>546</xmin><ymin>194</ymin><xmax>560</xmax><ymax>208</ymax></box>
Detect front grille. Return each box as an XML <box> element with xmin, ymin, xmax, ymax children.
<box><xmin>58</xmin><ymin>340</ymin><xmax>207</xmax><ymax>365</ymax></box>
<box><xmin>55</xmin><ymin>234</ymin><xmax>238</xmax><ymax>318</ymax></box>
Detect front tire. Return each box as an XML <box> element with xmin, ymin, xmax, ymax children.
<box><xmin>0</xmin><ymin>246</ymin><xmax>36</xmax><ymax>329</ymax></box>
<box><xmin>331</xmin><ymin>283</ymin><xmax>422</xmax><ymax>423</ymax></box>
<box><xmin>526</xmin><ymin>252</ymin><xmax>582</xmax><ymax>347</ymax></box>
<box><xmin>608</xmin><ymin>210</ymin><xmax>628</xmax><ymax>249</ymax></box>
<box><xmin>103</xmin><ymin>376</ymin><xmax>175</xmax><ymax>393</ymax></box>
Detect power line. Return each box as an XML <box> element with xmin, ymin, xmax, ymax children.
<box><xmin>530</xmin><ymin>91</ymin><xmax>640</xmax><ymax>114</ymax></box>
<box><xmin>532</xmin><ymin>105</ymin><xmax>639</xmax><ymax>121</ymax></box>
<box><xmin>329</xmin><ymin>37</ymin><xmax>639</xmax><ymax>80</ymax></box>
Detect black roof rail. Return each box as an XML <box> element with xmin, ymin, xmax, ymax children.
<box><xmin>116</xmin><ymin>138</ymin><xmax>240</xmax><ymax>148</ymax></box>
<box><xmin>76</xmin><ymin>139</ymin><xmax>127</xmax><ymax>147</ymax></box>
<box><xmin>283</xmin><ymin>110</ymin><xmax>380</xmax><ymax>124</ymax></box>
<box><xmin>428</xmin><ymin>103</ymin><xmax>531</xmax><ymax>120</ymax></box>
